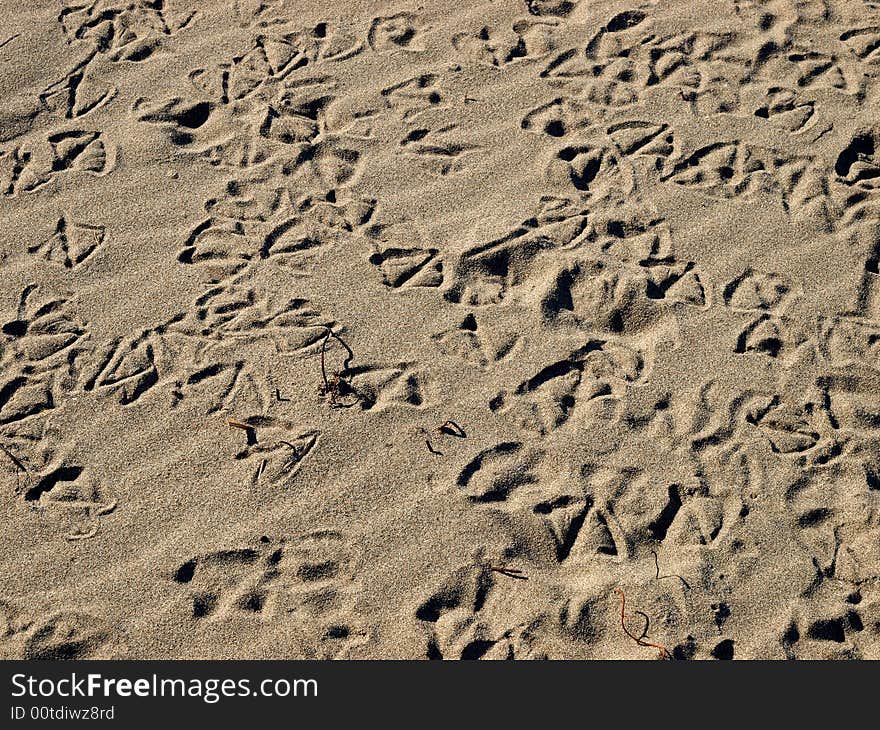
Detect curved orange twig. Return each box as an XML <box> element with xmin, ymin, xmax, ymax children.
<box><xmin>614</xmin><ymin>588</ymin><xmax>670</xmax><ymax>660</ymax></box>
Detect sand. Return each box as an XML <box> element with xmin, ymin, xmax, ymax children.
<box><xmin>0</xmin><ymin>0</ymin><xmax>879</xmax><ymax>661</ymax></box>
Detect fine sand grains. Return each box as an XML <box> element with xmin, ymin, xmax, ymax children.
<box><xmin>1</xmin><ymin>0</ymin><xmax>880</xmax><ymax>659</ymax></box>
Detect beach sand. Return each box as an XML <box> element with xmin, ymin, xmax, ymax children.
<box><xmin>1</xmin><ymin>0</ymin><xmax>879</xmax><ymax>660</ymax></box>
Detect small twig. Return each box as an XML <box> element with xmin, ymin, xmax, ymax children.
<box><xmin>0</xmin><ymin>443</ymin><xmax>27</xmax><ymax>473</ymax></box>
<box><xmin>652</xmin><ymin>550</ymin><xmax>691</xmax><ymax>590</ymax></box>
<box><xmin>438</xmin><ymin>420</ymin><xmax>466</xmax><ymax>438</ymax></box>
<box><xmin>809</xmin><ymin>122</ymin><xmax>833</xmax><ymax>144</ymax></box>
<box><xmin>335</xmin><ymin>332</ymin><xmax>354</xmax><ymax>372</ymax></box>
<box><xmin>633</xmin><ymin>610</ymin><xmax>651</xmax><ymax>641</ymax></box>
<box><xmin>278</xmin><ymin>441</ymin><xmax>301</xmax><ymax>473</ymax></box>
<box><xmin>613</xmin><ymin>588</ymin><xmax>669</xmax><ymax>660</ymax></box>
<box><xmin>1</xmin><ymin>443</ymin><xmax>26</xmax><ymax>493</ymax></box>
<box><xmin>490</xmin><ymin>566</ymin><xmax>528</xmax><ymax>581</ymax></box>
<box><xmin>418</xmin><ymin>427</ymin><xmax>442</xmax><ymax>455</ymax></box>
<box><xmin>256</xmin><ymin>459</ymin><xmax>267</xmax><ymax>483</ymax></box>
<box><xmin>418</xmin><ymin>420</ymin><xmax>467</xmax><ymax>455</ymax></box>
<box><xmin>227</xmin><ymin>419</ymin><xmax>256</xmax><ymax>445</ymax></box>
<box><xmin>319</xmin><ymin>327</ymin><xmax>357</xmax><ymax>407</ymax></box>
<box><xmin>275</xmin><ymin>388</ymin><xmax>289</xmax><ymax>402</ymax></box>
<box><xmin>319</xmin><ymin>329</ymin><xmax>332</xmax><ymax>395</ymax></box>
<box><xmin>320</xmin><ymin>327</ymin><xmax>354</xmax><ymax>380</ymax></box>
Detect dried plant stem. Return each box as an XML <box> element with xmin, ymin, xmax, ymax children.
<box><xmin>614</xmin><ymin>588</ymin><xmax>670</xmax><ymax>660</ymax></box>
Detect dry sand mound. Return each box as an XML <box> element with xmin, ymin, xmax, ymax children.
<box><xmin>1</xmin><ymin>0</ymin><xmax>880</xmax><ymax>659</ymax></box>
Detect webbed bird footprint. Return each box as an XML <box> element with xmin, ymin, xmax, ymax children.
<box><xmin>432</xmin><ymin>313</ymin><xmax>501</xmax><ymax>370</ymax></box>
<box><xmin>20</xmin><ymin>611</ymin><xmax>127</xmax><ymax>659</ymax></box>
<box><xmin>133</xmin><ymin>96</ymin><xmax>212</xmax><ymax>145</ymax></box>
<box><xmin>491</xmin><ymin>340</ymin><xmax>647</xmax><ymax>434</ymax></box>
<box><xmin>368</xmin><ymin>13</ymin><xmax>425</xmax><ymax>52</ymax></box>
<box><xmin>30</xmin><ymin>215</ymin><xmax>105</xmax><ymax>270</ymax></box>
<box><xmin>835</xmin><ymin>128</ymin><xmax>880</xmax><ymax>188</ymax></box>
<box><xmin>456</xmin><ymin>442</ymin><xmax>543</xmax><ymax>502</ymax></box>
<box><xmin>170</xmin><ymin>531</ymin><xmax>364</xmax><ymax>654</ymax></box>
<box><xmin>452</xmin><ymin>19</ymin><xmax>557</xmax><ymax>67</ymax></box>
<box><xmin>344</xmin><ymin>363</ymin><xmax>427</xmax><ymax>410</ymax></box>
<box><xmin>723</xmin><ymin>270</ymin><xmax>791</xmax><ymax>312</ymax></box>
<box><xmin>171</xmin><ymin>543</ymin><xmax>281</xmax><ymax>622</ymax></box>
<box><xmin>7</xmin><ymin>130</ymin><xmax>114</xmax><ymax>194</ymax></box>
<box><xmin>231</xmin><ymin>421</ymin><xmax>320</xmax><ymax>487</ymax></box>
<box><xmin>369</xmin><ymin>246</ymin><xmax>443</xmax><ymax>288</ymax></box>
<box><xmin>18</xmin><ymin>460</ymin><xmax>116</xmax><ymax>541</ymax></box>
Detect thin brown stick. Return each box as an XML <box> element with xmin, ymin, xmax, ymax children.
<box><xmin>227</xmin><ymin>419</ymin><xmax>256</xmax><ymax>445</ymax></box>
<box><xmin>0</xmin><ymin>443</ymin><xmax>27</xmax><ymax>473</ymax></box>
<box><xmin>613</xmin><ymin>588</ymin><xmax>669</xmax><ymax>660</ymax></box>
<box><xmin>319</xmin><ymin>329</ymin><xmax>332</xmax><ymax>394</ymax></box>
<box><xmin>0</xmin><ymin>33</ymin><xmax>21</xmax><ymax>50</ymax></box>
<box><xmin>337</xmin><ymin>339</ymin><xmax>354</xmax><ymax>373</ymax></box>
<box><xmin>418</xmin><ymin>427</ymin><xmax>442</xmax><ymax>455</ymax></box>
<box><xmin>319</xmin><ymin>327</ymin><xmax>357</xmax><ymax>407</ymax></box>
<box><xmin>438</xmin><ymin>420</ymin><xmax>466</xmax><ymax>438</ymax></box>
<box><xmin>320</xmin><ymin>327</ymin><xmax>354</xmax><ymax>380</ymax></box>
<box><xmin>490</xmin><ymin>566</ymin><xmax>528</xmax><ymax>581</ymax></box>
<box><xmin>652</xmin><ymin>550</ymin><xmax>691</xmax><ymax>590</ymax></box>
<box><xmin>633</xmin><ymin>610</ymin><xmax>651</xmax><ymax>641</ymax></box>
